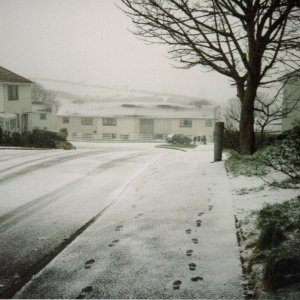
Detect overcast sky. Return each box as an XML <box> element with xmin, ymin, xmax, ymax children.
<box><xmin>0</xmin><ymin>0</ymin><xmax>236</xmax><ymax>103</ymax></box>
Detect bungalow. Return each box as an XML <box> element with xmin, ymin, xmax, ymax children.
<box><xmin>0</xmin><ymin>66</ymin><xmax>32</xmax><ymax>132</ymax></box>
<box><xmin>56</xmin><ymin>102</ymin><xmax>221</xmax><ymax>141</ymax></box>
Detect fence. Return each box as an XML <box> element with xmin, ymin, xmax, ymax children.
<box><xmin>68</xmin><ymin>132</ymin><xmax>166</xmax><ymax>143</ymax></box>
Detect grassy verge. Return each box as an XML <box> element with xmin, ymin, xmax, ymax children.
<box><xmin>226</xmin><ymin>150</ymin><xmax>300</xmax><ymax>299</ymax></box>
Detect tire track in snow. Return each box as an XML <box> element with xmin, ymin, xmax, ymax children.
<box><xmin>0</xmin><ymin>151</ymin><xmax>78</xmax><ymax>173</ymax></box>
<box><xmin>0</xmin><ymin>149</ymin><xmax>113</xmax><ymax>184</ymax></box>
<box><xmin>0</xmin><ymin>153</ymin><xmax>143</xmax><ymax>233</ymax></box>
<box><xmin>0</xmin><ymin>152</ymin><xmax>164</xmax><ymax>299</ymax></box>
<box><xmin>0</xmin><ymin>150</ymin><xmax>43</xmax><ymax>162</ymax></box>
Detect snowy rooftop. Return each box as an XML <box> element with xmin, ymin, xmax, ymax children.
<box><xmin>0</xmin><ymin>112</ymin><xmax>17</xmax><ymax>119</ymax></box>
<box><xmin>57</xmin><ymin>102</ymin><xmax>218</xmax><ymax>119</ymax></box>
<box><xmin>32</xmin><ymin>102</ymin><xmax>53</xmax><ymax>113</ymax></box>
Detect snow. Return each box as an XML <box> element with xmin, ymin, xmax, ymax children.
<box><xmin>2</xmin><ymin>143</ymin><xmax>243</xmax><ymax>299</ymax></box>
<box><xmin>1</xmin><ymin>142</ymin><xmax>245</xmax><ymax>299</ymax></box>
<box><xmin>228</xmin><ymin>162</ymin><xmax>300</xmax><ymax>296</ymax></box>
<box><xmin>57</xmin><ymin>101</ymin><xmax>217</xmax><ymax>119</ymax></box>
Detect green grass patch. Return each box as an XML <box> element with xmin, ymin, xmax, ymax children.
<box><xmin>225</xmin><ymin>150</ymin><xmax>269</xmax><ymax>176</ymax></box>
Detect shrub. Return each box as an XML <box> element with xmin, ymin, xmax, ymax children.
<box><xmin>225</xmin><ymin>150</ymin><xmax>268</xmax><ymax>176</ymax></box>
<box><xmin>256</xmin><ymin>197</ymin><xmax>300</xmax><ymax>250</ymax></box>
<box><xmin>263</xmin><ymin>240</ymin><xmax>300</xmax><ymax>291</ymax></box>
<box><xmin>0</xmin><ymin>129</ymin><xmax>74</xmax><ymax>149</ymax></box>
<box><xmin>59</xmin><ymin>128</ymin><xmax>68</xmax><ymax>141</ymax></box>
<box><xmin>255</xmin><ymin>125</ymin><xmax>300</xmax><ymax>181</ymax></box>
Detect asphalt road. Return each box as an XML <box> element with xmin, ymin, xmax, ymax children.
<box><xmin>0</xmin><ymin>143</ymin><xmax>244</xmax><ymax>299</ymax></box>
<box><xmin>0</xmin><ymin>143</ymin><xmax>164</xmax><ymax>298</ymax></box>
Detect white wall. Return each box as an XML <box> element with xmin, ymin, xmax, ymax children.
<box><xmin>0</xmin><ymin>84</ymin><xmax>5</xmax><ymax>112</ymax></box>
<box><xmin>3</xmin><ymin>83</ymin><xmax>32</xmax><ymax>131</ymax></box>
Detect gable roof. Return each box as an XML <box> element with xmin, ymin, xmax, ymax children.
<box><xmin>0</xmin><ymin>66</ymin><xmax>32</xmax><ymax>84</ymax></box>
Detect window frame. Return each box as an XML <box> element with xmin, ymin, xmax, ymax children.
<box><xmin>102</xmin><ymin>118</ymin><xmax>117</xmax><ymax>126</ymax></box>
<box><xmin>40</xmin><ymin>113</ymin><xmax>47</xmax><ymax>120</ymax></box>
<box><xmin>81</xmin><ymin>117</ymin><xmax>94</xmax><ymax>126</ymax></box>
<box><xmin>205</xmin><ymin>119</ymin><xmax>213</xmax><ymax>127</ymax></box>
<box><xmin>8</xmin><ymin>85</ymin><xmax>19</xmax><ymax>100</ymax></box>
<box><xmin>179</xmin><ymin>119</ymin><xmax>192</xmax><ymax>128</ymax></box>
<box><xmin>62</xmin><ymin>117</ymin><xmax>70</xmax><ymax>124</ymax></box>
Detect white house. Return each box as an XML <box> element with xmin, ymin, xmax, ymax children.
<box><xmin>29</xmin><ymin>101</ymin><xmax>58</xmax><ymax>132</ymax></box>
<box><xmin>282</xmin><ymin>71</ymin><xmax>300</xmax><ymax>131</ymax></box>
<box><xmin>56</xmin><ymin>102</ymin><xmax>221</xmax><ymax>141</ymax></box>
<box><xmin>0</xmin><ymin>66</ymin><xmax>32</xmax><ymax>132</ymax></box>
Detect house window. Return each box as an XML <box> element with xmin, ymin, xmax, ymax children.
<box><xmin>63</xmin><ymin>117</ymin><xmax>70</xmax><ymax>124</ymax></box>
<box><xmin>179</xmin><ymin>119</ymin><xmax>192</xmax><ymax>127</ymax></box>
<box><xmin>81</xmin><ymin>117</ymin><xmax>93</xmax><ymax>125</ymax></box>
<box><xmin>8</xmin><ymin>85</ymin><xmax>19</xmax><ymax>100</ymax></box>
<box><xmin>102</xmin><ymin>118</ymin><xmax>116</xmax><ymax>126</ymax></box>
<box><xmin>205</xmin><ymin>119</ymin><xmax>213</xmax><ymax>127</ymax></box>
<box><xmin>9</xmin><ymin>119</ymin><xmax>17</xmax><ymax>131</ymax></box>
<box><xmin>40</xmin><ymin>113</ymin><xmax>47</xmax><ymax>120</ymax></box>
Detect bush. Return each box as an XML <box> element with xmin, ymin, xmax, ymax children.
<box><xmin>255</xmin><ymin>125</ymin><xmax>300</xmax><ymax>181</ymax></box>
<box><xmin>264</xmin><ymin>240</ymin><xmax>300</xmax><ymax>291</ymax></box>
<box><xmin>256</xmin><ymin>197</ymin><xmax>300</xmax><ymax>250</ymax></box>
<box><xmin>225</xmin><ymin>150</ymin><xmax>269</xmax><ymax>176</ymax></box>
<box><xmin>0</xmin><ymin>129</ymin><xmax>74</xmax><ymax>149</ymax></box>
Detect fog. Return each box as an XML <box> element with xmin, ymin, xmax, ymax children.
<box><xmin>0</xmin><ymin>0</ymin><xmax>235</xmax><ymax>103</ymax></box>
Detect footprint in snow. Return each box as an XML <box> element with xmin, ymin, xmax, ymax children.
<box><xmin>192</xmin><ymin>238</ymin><xmax>198</xmax><ymax>244</ymax></box>
<box><xmin>82</xmin><ymin>286</ymin><xmax>93</xmax><ymax>293</ymax></box>
<box><xmin>189</xmin><ymin>263</ymin><xmax>197</xmax><ymax>271</ymax></box>
<box><xmin>196</xmin><ymin>220</ymin><xmax>202</xmax><ymax>227</ymax></box>
<box><xmin>191</xmin><ymin>276</ymin><xmax>203</xmax><ymax>282</ymax></box>
<box><xmin>108</xmin><ymin>239</ymin><xmax>119</xmax><ymax>247</ymax></box>
<box><xmin>186</xmin><ymin>250</ymin><xmax>193</xmax><ymax>256</ymax></box>
<box><xmin>76</xmin><ymin>287</ymin><xmax>93</xmax><ymax>299</ymax></box>
<box><xmin>208</xmin><ymin>205</ymin><xmax>213</xmax><ymax>211</ymax></box>
<box><xmin>198</xmin><ymin>212</ymin><xmax>204</xmax><ymax>217</ymax></box>
<box><xmin>131</xmin><ymin>204</ymin><xmax>137</xmax><ymax>209</ymax></box>
<box><xmin>84</xmin><ymin>259</ymin><xmax>95</xmax><ymax>269</ymax></box>
<box><xmin>134</xmin><ymin>213</ymin><xmax>143</xmax><ymax>219</ymax></box>
<box><xmin>115</xmin><ymin>225</ymin><xmax>123</xmax><ymax>231</ymax></box>
<box><xmin>186</xmin><ymin>229</ymin><xmax>191</xmax><ymax>234</ymax></box>
<box><xmin>173</xmin><ymin>280</ymin><xmax>182</xmax><ymax>290</ymax></box>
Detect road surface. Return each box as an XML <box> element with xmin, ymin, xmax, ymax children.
<box><xmin>0</xmin><ymin>142</ymin><xmax>244</xmax><ymax>299</ymax></box>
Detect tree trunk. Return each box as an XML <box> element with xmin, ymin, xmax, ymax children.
<box><xmin>239</xmin><ymin>90</ymin><xmax>256</xmax><ymax>155</ymax></box>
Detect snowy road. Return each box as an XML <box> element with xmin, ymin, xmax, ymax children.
<box><xmin>0</xmin><ymin>143</ymin><xmax>244</xmax><ymax>299</ymax></box>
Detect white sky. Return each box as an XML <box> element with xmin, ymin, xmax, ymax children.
<box><xmin>0</xmin><ymin>0</ymin><xmax>235</xmax><ymax>103</ymax></box>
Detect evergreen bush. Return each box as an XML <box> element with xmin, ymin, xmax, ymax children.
<box><xmin>264</xmin><ymin>240</ymin><xmax>300</xmax><ymax>291</ymax></box>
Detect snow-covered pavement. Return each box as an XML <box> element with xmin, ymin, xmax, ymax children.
<box><xmin>0</xmin><ymin>143</ymin><xmax>243</xmax><ymax>299</ymax></box>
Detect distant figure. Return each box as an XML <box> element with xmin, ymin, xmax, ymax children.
<box><xmin>201</xmin><ymin>135</ymin><xmax>207</xmax><ymax>145</ymax></box>
<box><xmin>193</xmin><ymin>136</ymin><xmax>197</xmax><ymax>144</ymax></box>
<box><xmin>197</xmin><ymin>136</ymin><xmax>201</xmax><ymax>143</ymax></box>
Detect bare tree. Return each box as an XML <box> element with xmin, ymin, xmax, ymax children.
<box><xmin>224</xmin><ymin>83</ymin><xmax>299</xmax><ymax>149</ymax></box>
<box><xmin>31</xmin><ymin>83</ymin><xmax>56</xmax><ymax>104</ymax></box>
<box><xmin>120</xmin><ymin>0</ymin><xmax>300</xmax><ymax>154</ymax></box>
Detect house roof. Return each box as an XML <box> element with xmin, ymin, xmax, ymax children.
<box><xmin>57</xmin><ymin>102</ymin><xmax>219</xmax><ymax>119</ymax></box>
<box><xmin>32</xmin><ymin>102</ymin><xmax>53</xmax><ymax>113</ymax></box>
<box><xmin>0</xmin><ymin>66</ymin><xmax>32</xmax><ymax>84</ymax></box>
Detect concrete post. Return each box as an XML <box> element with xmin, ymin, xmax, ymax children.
<box><xmin>214</xmin><ymin>122</ymin><xmax>224</xmax><ymax>162</ymax></box>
